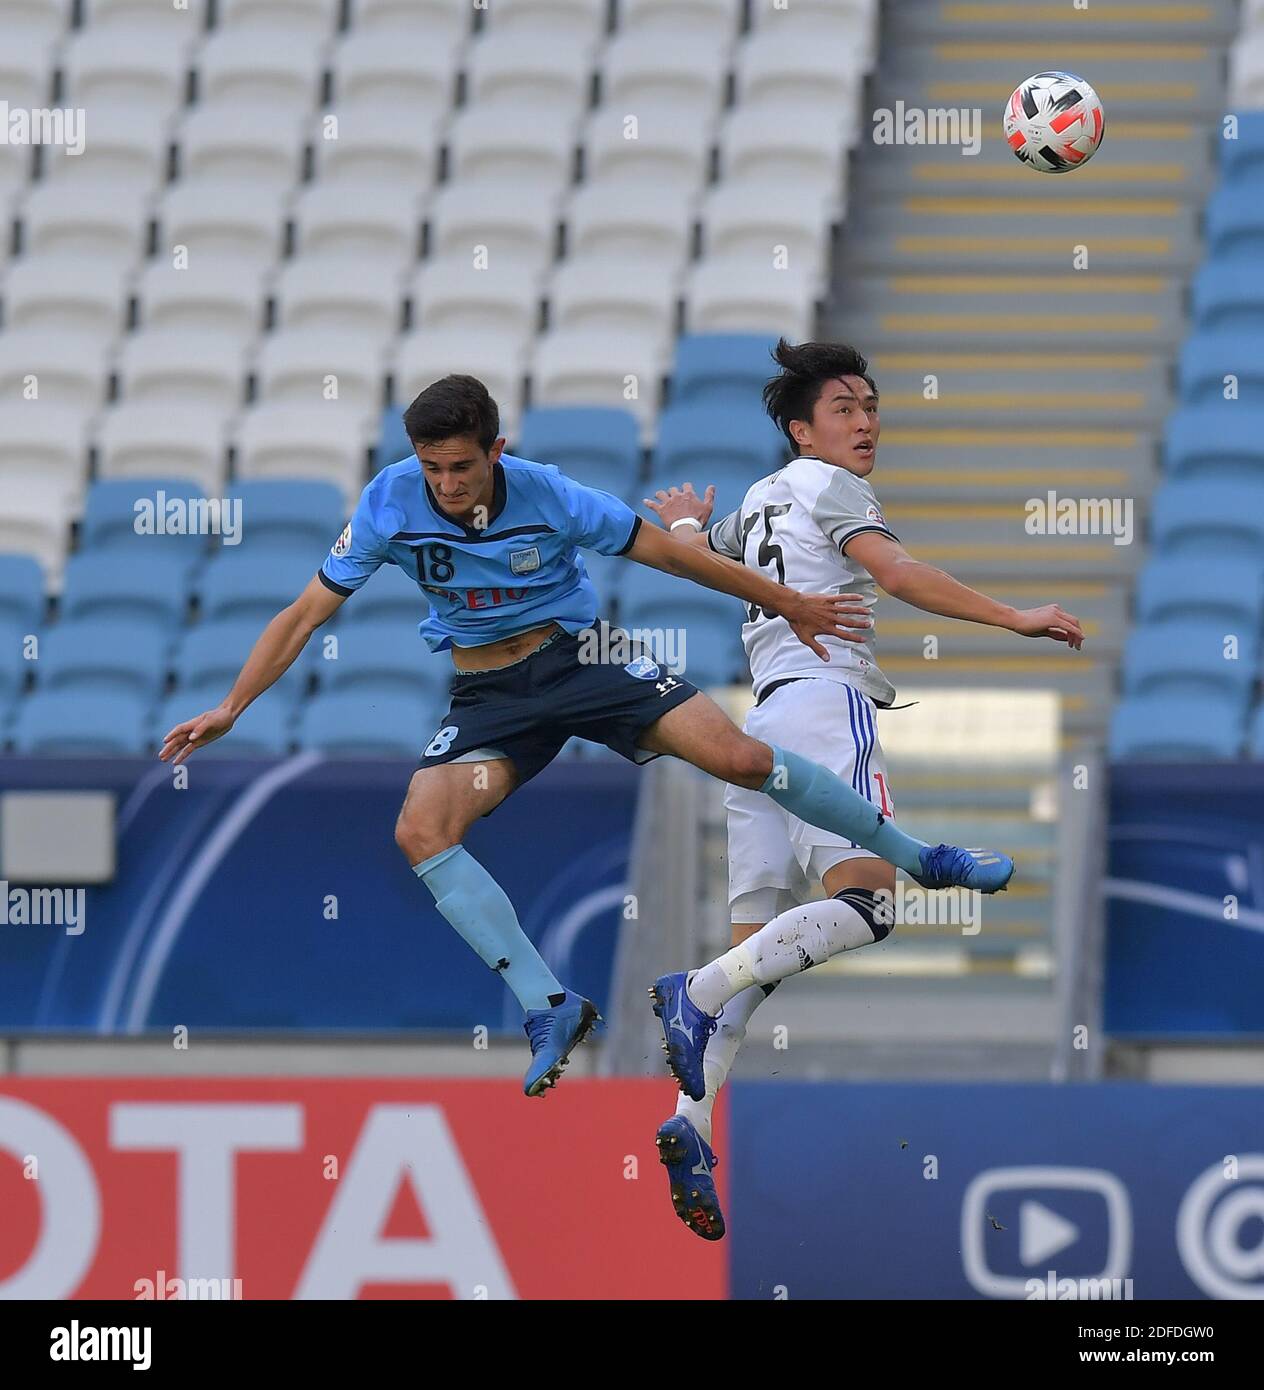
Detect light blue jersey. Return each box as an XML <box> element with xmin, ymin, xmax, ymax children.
<box><xmin>319</xmin><ymin>453</ymin><xmax>642</xmax><ymax>651</ymax></box>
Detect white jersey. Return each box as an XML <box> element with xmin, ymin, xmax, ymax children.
<box><xmin>707</xmin><ymin>454</ymin><xmax>897</xmax><ymax>707</ymax></box>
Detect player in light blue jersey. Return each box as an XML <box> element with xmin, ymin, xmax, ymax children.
<box><xmin>160</xmin><ymin>374</ymin><xmax>1019</xmax><ymax>1097</ymax></box>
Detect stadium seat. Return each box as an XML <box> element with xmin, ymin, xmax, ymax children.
<box><xmin>410</xmin><ymin>257</ymin><xmax>542</xmax><ymax>338</ymax></box>
<box><xmin>96</xmin><ymin>404</ymin><xmax>229</xmax><ymax>495</ymax></box>
<box><xmin>546</xmin><ymin>256</ymin><xmax>679</xmax><ymax>345</ymax></box>
<box><xmin>1229</xmin><ymin>36</ymin><xmax>1264</xmax><ymax>108</ymax></box>
<box><xmin>0</xmin><ymin>476</ymin><xmax>72</xmax><ymax>581</ymax></box>
<box><xmin>197</xmin><ymin>551</ymin><xmax>322</xmax><ymax>624</ymax></box>
<box><xmin>447</xmin><ymin>106</ymin><xmax>579</xmax><ymax>191</ymax></box>
<box><xmin>313</xmin><ymin>104</ymin><xmax>444</xmax><ymax>188</ymax></box>
<box><xmin>173</xmin><ymin>618</ymin><xmax>311</xmax><ymax>700</ymax></box>
<box><xmin>0</xmin><ymin>34</ymin><xmax>55</xmax><ymax>113</ymax></box>
<box><xmin>373</xmin><ymin>407</ymin><xmax>413</xmax><ymax>472</ymax></box>
<box><xmin>466</xmin><ymin>30</ymin><xmax>594</xmax><ymax>111</ymax></box>
<box><xmin>296</xmin><ymin>689</ymin><xmax>444</xmax><ymax>757</ymax></box>
<box><xmin>563</xmin><ymin>181</ymin><xmax>694</xmax><ymax>267</ymax></box>
<box><xmin>1135</xmin><ymin>556</ymin><xmax>1263</xmax><ymax>629</ymax></box>
<box><xmin>229</xmin><ymin>479</ymin><xmax>345</xmax><ymax>555</ymax></box>
<box><xmin>116</xmin><ymin>329</ymin><xmax>247</xmax><ymax>413</ymax></box>
<box><xmin>2</xmin><ymin>255</ymin><xmax>129</xmax><ymax>347</ymax></box>
<box><xmin>233</xmin><ymin>404</ymin><xmax>372</xmax><ymax>504</ymax></box>
<box><xmin>517</xmin><ymin>407</ymin><xmax>642</xmax><ymax>497</ymax></box>
<box><xmin>1192</xmin><ymin>263</ymin><xmax>1264</xmax><ymax>331</ymax></box>
<box><xmin>195</xmin><ymin>28</ymin><xmax>327</xmax><ymax>117</ymax></box>
<box><xmin>330</xmin><ymin>28</ymin><xmax>460</xmax><ymax>118</ymax></box>
<box><xmin>0</xmin><ymin>330</ymin><xmax>108</xmax><ymax>412</ymax></box>
<box><xmin>9</xmin><ymin>689</ymin><xmax>152</xmax><ymax>756</ymax></box>
<box><xmin>395</xmin><ymin>329</ymin><xmax>528</xmax><ymax>443</ymax></box>
<box><xmin>83</xmin><ymin>0</ymin><xmax>207</xmax><ymax>28</ymax></box>
<box><xmin>314</xmin><ymin>620</ymin><xmax>450</xmax><ymax>697</ymax></box>
<box><xmin>274</xmin><ymin>259</ymin><xmax>404</xmax><ymax>338</ymax></box>
<box><xmin>734</xmin><ymin>30</ymin><xmax>868</xmax><ymax>112</ymax></box>
<box><xmin>701</xmin><ymin>180</ymin><xmax>834</xmax><ymax>287</ymax></box>
<box><xmin>670</xmin><ymin>334</ymin><xmax>778</xmax><ymax>406</ymax></box>
<box><xmin>60</xmin><ymin>552</ymin><xmax>191</xmax><ymax>630</ymax></box>
<box><xmin>427</xmin><ymin>179</ymin><xmax>560</xmax><ymax>273</ymax></box>
<box><xmin>619</xmin><ymin>0</ymin><xmax>742</xmax><ymax>39</ymax></box>
<box><xmin>18</xmin><ymin>180</ymin><xmax>150</xmax><ymax>266</ymax></box>
<box><xmin>748</xmin><ymin>0</ymin><xmax>877</xmax><ymax>62</ymax></box>
<box><xmin>217</xmin><ymin>0</ymin><xmax>340</xmax><ymax>35</ymax></box>
<box><xmin>0</xmin><ymin>0</ymin><xmax>71</xmax><ymax>43</ymax></box>
<box><xmin>135</xmin><ymin>258</ymin><xmax>268</xmax><ymax>346</ymax></box>
<box><xmin>353</xmin><ymin>0</ymin><xmax>473</xmax><ymax>43</ymax></box>
<box><xmin>292</xmin><ymin>182</ymin><xmax>424</xmax><ymax>268</ymax></box>
<box><xmin>599</xmin><ymin>31</ymin><xmax>730</xmax><ymax>121</ymax></box>
<box><xmin>576</xmin><ymin>550</ymin><xmax>625</xmax><ymax>613</ymax></box>
<box><xmin>1249</xmin><ymin>704</ymin><xmax>1264</xmax><ymax>760</ymax></box>
<box><xmin>1164</xmin><ymin>406</ymin><xmax>1264</xmax><ymax>479</ymax></box>
<box><xmin>685</xmin><ymin>257</ymin><xmax>817</xmax><ymax>339</ymax></box>
<box><xmin>0</xmin><ymin>556</ymin><xmax>45</xmax><ymax>632</ymax></box>
<box><xmin>1177</xmin><ymin>333</ymin><xmax>1264</xmax><ymax>407</ymax></box>
<box><xmin>647</xmin><ymin>405</ymin><xmax>785</xmax><ymax>516</ymax></box>
<box><xmin>254</xmin><ymin>329</ymin><xmax>388</xmax><ymax>413</ymax></box>
<box><xmin>42</xmin><ymin>99</ymin><xmax>171</xmax><ymax>192</ymax></box>
<box><xmin>620</xmin><ymin>567</ymin><xmax>746</xmax><ymax>685</ymax></box>
<box><xmin>1109</xmin><ymin>692</ymin><xmax>1246</xmax><ymax>762</ymax></box>
<box><xmin>0</xmin><ymin>405</ymin><xmax>90</xmax><ymax>513</ymax></box>
<box><xmin>61</xmin><ymin>25</ymin><xmax>192</xmax><ymax>113</ymax></box>
<box><xmin>719</xmin><ymin>104</ymin><xmax>851</xmax><ymax>203</ymax></box>
<box><xmin>1151</xmin><ymin>481</ymin><xmax>1264</xmax><ymax>559</ymax></box>
<box><xmin>339</xmin><ymin>560</ymin><xmax>427</xmax><ymax>626</ymax></box>
<box><xmin>178</xmin><ymin>101</ymin><xmax>307</xmax><ymax>191</ymax></box>
<box><xmin>152</xmin><ymin>685</ymin><xmax>295</xmax><ymax>758</ymax></box>
<box><xmin>0</xmin><ymin>620</ymin><xmax>30</xmax><ymax>707</ymax></box>
<box><xmin>1122</xmin><ymin>620</ymin><xmax>1259</xmax><ymax>703</ymax></box>
<box><xmin>81</xmin><ymin>478</ymin><xmax>212</xmax><ymax>569</ymax></box>
<box><xmin>530</xmin><ymin>329</ymin><xmax>667</xmax><ymax>434</ymax></box>
<box><xmin>484</xmin><ymin>0</ymin><xmax>607</xmax><ymax>44</ymax></box>
<box><xmin>1203</xmin><ymin>187</ymin><xmax>1264</xmax><ymax>262</ymax></box>
<box><xmin>1219</xmin><ymin>111</ymin><xmax>1264</xmax><ymax>183</ymax></box>
<box><xmin>156</xmin><ymin>180</ymin><xmax>289</xmax><ymax>271</ymax></box>
<box><xmin>37</xmin><ymin>620</ymin><xmax>170</xmax><ymax>699</ymax></box>
<box><xmin>583</xmin><ymin>104</ymin><xmax>712</xmax><ymax>195</ymax></box>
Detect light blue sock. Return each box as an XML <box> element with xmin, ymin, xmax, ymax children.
<box><xmin>414</xmin><ymin>845</ymin><xmax>564</xmax><ymax>1012</ymax></box>
<box><xmin>759</xmin><ymin>744</ymin><xmax>929</xmax><ymax>874</ymax></box>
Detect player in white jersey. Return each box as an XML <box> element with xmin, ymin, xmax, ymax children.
<box><xmin>644</xmin><ymin>339</ymin><xmax>1085</xmax><ymax>1239</ymax></box>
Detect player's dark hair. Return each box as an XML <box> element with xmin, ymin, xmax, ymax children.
<box><xmin>762</xmin><ymin>338</ymin><xmax>878</xmax><ymax>454</ymax></box>
<box><xmin>403</xmin><ymin>374</ymin><xmax>501</xmax><ymax>452</ymax></box>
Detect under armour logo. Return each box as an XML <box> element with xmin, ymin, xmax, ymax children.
<box><xmin>656</xmin><ymin>677</ymin><xmax>679</xmax><ymax>695</ymax></box>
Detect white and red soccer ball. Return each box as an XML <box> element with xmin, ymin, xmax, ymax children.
<box><xmin>1003</xmin><ymin>71</ymin><xmax>1105</xmax><ymax>173</ymax></box>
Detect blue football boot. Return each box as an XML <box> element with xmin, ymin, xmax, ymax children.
<box><xmin>649</xmin><ymin>972</ymin><xmax>717</xmax><ymax>1102</ymax></box>
<box><xmin>522</xmin><ymin>990</ymin><xmax>600</xmax><ymax>1097</ymax></box>
<box><xmin>656</xmin><ymin>1115</ymin><xmax>725</xmax><ymax>1241</ymax></box>
<box><xmin>911</xmin><ymin>843</ymin><xmax>1014</xmax><ymax>894</ymax></box>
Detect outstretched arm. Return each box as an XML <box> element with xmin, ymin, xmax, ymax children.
<box><xmin>846</xmin><ymin>533</ymin><xmax>1084</xmax><ymax>648</ymax></box>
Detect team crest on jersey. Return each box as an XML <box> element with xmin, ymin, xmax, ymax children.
<box><xmin>332</xmin><ymin>523</ymin><xmax>352</xmax><ymax>557</ymax></box>
<box><xmin>509</xmin><ymin>546</ymin><xmax>541</xmax><ymax>575</ymax></box>
<box><xmin>866</xmin><ymin>504</ymin><xmax>886</xmax><ymax>525</ymax></box>
<box><xmin>624</xmin><ymin>655</ymin><xmax>660</xmax><ymax>680</ymax></box>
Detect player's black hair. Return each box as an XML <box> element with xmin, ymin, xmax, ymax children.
<box><xmin>762</xmin><ymin>338</ymin><xmax>878</xmax><ymax>454</ymax></box>
<box><xmin>403</xmin><ymin>374</ymin><xmax>501</xmax><ymax>452</ymax></box>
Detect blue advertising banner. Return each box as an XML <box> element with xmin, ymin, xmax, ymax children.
<box><xmin>729</xmin><ymin>1082</ymin><xmax>1264</xmax><ymax>1300</ymax></box>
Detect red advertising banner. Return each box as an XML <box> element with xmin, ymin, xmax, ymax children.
<box><xmin>0</xmin><ymin>1079</ymin><xmax>728</xmax><ymax>1301</ymax></box>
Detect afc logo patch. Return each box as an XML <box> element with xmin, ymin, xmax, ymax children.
<box><xmin>509</xmin><ymin>546</ymin><xmax>541</xmax><ymax>575</ymax></box>
<box><xmin>866</xmin><ymin>504</ymin><xmax>886</xmax><ymax>525</ymax></box>
<box><xmin>624</xmin><ymin>655</ymin><xmax>660</xmax><ymax>680</ymax></box>
<box><xmin>332</xmin><ymin>523</ymin><xmax>352</xmax><ymax>558</ymax></box>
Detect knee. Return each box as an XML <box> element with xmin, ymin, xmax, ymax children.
<box><xmin>394</xmin><ymin>789</ymin><xmax>463</xmax><ymax>866</ymax></box>
<box><xmin>725</xmin><ymin>737</ymin><xmax>775</xmax><ymax>789</ymax></box>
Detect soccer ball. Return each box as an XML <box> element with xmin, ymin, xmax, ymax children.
<box><xmin>1003</xmin><ymin>71</ymin><xmax>1105</xmax><ymax>173</ymax></box>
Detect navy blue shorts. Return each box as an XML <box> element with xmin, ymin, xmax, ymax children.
<box><xmin>420</xmin><ymin>626</ymin><xmax>700</xmax><ymax>788</ymax></box>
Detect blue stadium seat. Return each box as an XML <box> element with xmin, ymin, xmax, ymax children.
<box><xmin>373</xmin><ymin>406</ymin><xmax>412</xmax><ymax>473</ymax></box>
<box><xmin>1109</xmin><ymin>692</ymin><xmax>1245</xmax><ymax>761</ymax></box>
<box><xmin>1135</xmin><ymin>556</ymin><xmax>1264</xmax><ymax>628</ymax></box>
<box><xmin>621</xmin><ymin>564</ymin><xmax>747</xmax><ymax>685</ymax></box>
<box><xmin>0</xmin><ymin>621</ymin><xmax>31</xmax><ymax>705</ymax></box>
<box><xmin>80</xmin><ymin>479</ymin><xmax>214</xmax><ymax>568</ymax></box>
<box><xmin>1151</xmin><ymin>481</ymin><xmax>1264</xmax><ymax>559</ymax></box>
<box><xmin>646</xmin><ymin>404</ymin><xmax>784</xmax><ymax>519</ymax></box>
<box><xmin>1204</xmin><ymin>186</ymin><xmax>1264</xmax><ymax>263</ymax></box>
<box><xmin>9</xmin><ymin>689</ymin><xmax>152</xmax><ymax>755</ymax></box>
<box><xmin>0</xmin><ymin>555</ymin><xmax>45</xmax><ymax>631</ymax></box>
<box><xmin>229</xmin><ymin>479</ymin><xmax>346</xmax><ymax>555</ymax></box>
<box><xmin>1164</xmin><ymin>405</ymin><xmax>1264</xmax><ymax>479</ymax></box>
<box><xmin>338</xmin><ymin>559</ymin><xmax>428</xmax><ymax>626</ymax></box>
<box><xmin>517</xmin><ymin>407</ymin><xmax>642</xmax><ymax>497</ymax></box>
<box><xmin>671</xmin><ymin>335</ymin><xmax>778</xmax><ymax>406</ymax></box>
<box><xmin>1191</xmin><ymin>264</ymin><xmax>1264</xmax><ymax>332</ymax></box>
<box><xmin>196</xmin><ymin>550</ymin><xmax>319</xmax><ymax>622</ymax></box>
<box><xmin>576</xmin><ymin>549</ymin><xmax>625</xmax><ymax>612</ymax></box>
<box><xmin>296</xmin><ymin>689</ymin><xmax>446</xmax><ymax>757</ymax></box>
<box><xmin>1177</xmin><ymin>334</ymin><xmax>1264</xmax><ymax>407</ymax></box>
<box><xmin>152</xmin><ymin>687</ymin><xmax>294</xmax><ymax>759</ymax></box>
<box><xmin>1249</xmin><ymin>704</ymin><xmax>1264</xmax><ymax>760</ymax></box>
<box><xmin>37</xmin><ymin>620</ymin><xmax>170</xmax><ymax>699</ymax></box>
<box><xmin>313</xmin><ymin>620</ymin><xmax>451</xmax><ymax>697</ymax></box>
<box><xmin>173</xmin><ymin>619</ymin><xmax>311</xmax><ymax>700</ymax></box>
<box><xmin>1220</xmin><ymin>111</ymin><xmax>1264</xmax><ymax>184</ymax></box>
<box><xmin>1122</xmin><ymin>620</ymin><xmax>1259</xmax><ymax>703</ymax></box>
<box><xmin>60</xmin><ymin>552</ymin><xmax>191</xmax><ymax>629</ymax></box>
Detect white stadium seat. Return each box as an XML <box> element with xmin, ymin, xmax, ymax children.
<box><xmin>700</xmin><ymin>180</ymin><xmax>835</xmax><ymax>289</ymax></box>
<box><xmin>485</xmin><ymin>0</ymin><xmax>607</xmax><ymax>46</ymax></box>
<box><xmin>684</xmin><ymin>256</ymin><xmax>817</xmax><ymax>340</ymax></box>
<box><xmin>0</xmin><ymin>147</ymin><xmax>30</xmax><ymax>203</ymax></box>
<box><xmin>394</xmin><ymin>329</ymin><xmax>528</xmax><ymax>442</ymax></box>
<box><xmin>291</xmin><ymin>182</ymin><xmax>424</xmax><ymax>268</ymax></box>
<box><xmin>600</xmin><ymin>31</ymin><xmax>731</xmax><ymax>121</ymax></box>
<box><xmin>465</xmin><ymin>31</ymin><xmax>594</xmax><ymax>113</ymax></box>
<box><xmin>274</xmin><ymin>258</ymin><xmax>405</xmax><ymax>338</ymax></box>
<box><xmin>735</xmin><ymin>32</ymin><xmax>869</xmax><ymax>112</ymax></box>
<box><xmin>0</xmin><ymin>330</ymin><xmax>109</xmax><ymax>412</ymax></box>
<box><xmin>217</xmin><ymin>0</ymin><xmax>341</xmax><ymax>37</ymax></box>
<box><xmin>117</xmin><ymin>328</ymin><xmax>248</xmax><ymax>412</ymax></box>
<box><xmin>720</xmin><ymin>104</ymin><xmax>851</xmax><ymax>207</ymax></box>
<box><xmin>83</xmin><ymin>0</ymin><xmax>207</xmax><ymax>30</ymax></box>
<box><xmin>178</xmin><ymin>102</ymin><xmax>307</xmax><ymax>192</ymax></box>
<box><xmin>43</xmin><ymin>101</ymin><xmax>172</xmax><ymax>193</ymax></box>
<box><xmin>353</xmin><ymin>0</ymin><xmax>473</xmax><ymax>43</ymax></box>
<box><xmin>447</xmin><ymin>106</ymin><xmax>578</xmax><ymax>192</ymax></box>
<box><xmin>313</xmin><ymin>105</ymin><xmax>444</xmax><ymax>188</ymax></box>
<box><xmin>583</xmin><ymin>103</ymin><xmax>713</xmax><ymax>197</ymax></box>
<box><xmin>0</xmin><ymin>405</ymin><xmax>90</xmax><ymax>515</ymax></box>
<box><xmin>564</xmin><ymin>180</ymin><xmax>694</xmax><ymax>267</ymax></box>
<box><xmin>330</xmin><ymin>29</ymin><xmax>461</xmax><ymax>119</ymax></box>
<box><xmin>619</xmin><ymin>0</ymin><xmax>741</xmax><ymax>36</ymax></box>
<box><xmin>749</xmin><ymin>0</ymin><xmax>877</xmax><ymax>57</ymax></box>
<box><xmin>156</xmin><ymin>181</ymin><xmax>289</xmax><ymax>272</ymax></box>
<box><xmin>530</xmin><ymin>328</ymin><xmax>666</xmax><ymax>433</ymax></box>
<box><xmin>135</xmin><ymin>258</ymin><xmax>268</xmax><ymax>346</ymax></box>
<box><xmin>255</xmin><ymin>328</ymin><xmax>388</xmax><ymax>413</ymax></box>
<box><xmin>0</xmin><ymin>0</ymin><xmax>73</xmax><ymax>44</ymax></box>
<box><xmin>1230</xmin><ymin>35</ymin><xmax>1264</xmax><ymax>108</ymax></box>
<box><xmin>61</xmin><ymin>28</ymin><xmax>192</xmax><ymax>114</ymax></box>
<box><xmin>20</xmin><ymin>181</ymin><xmax>150</xmax><ymax>266</ymax></box>
<box><xmin>409</xmin><ymin>256</ymin><xmax>541</xmax><ymax>338</ymax></box>
<box><xmin>2</xmin><ymin>256</ymin><xmax>130</xmax><ymax>347</ymax></box>
<box><xmin>97</xmin><ymin>404</ymin><xmax>230</xmax><ymax>494</ymax></box>
<box><xmin>195</xmin><ymin>27</ymin><xmax>329</xmax><ymax>117</ymax></box>
<box><xmin>427</xmin><ymin>179</ymin><xmax>560</xmax><ymax>273</ymax></box>
<box><xmin>0</xmin><ymin>475</ymin><xmax>73</xmax><ymax>583</ymax></box>
<box><xmin>546</xmin><ymin>255</ymin><xmax>679</xmax><ymax>347</ymax></box>
<box><xmin>234</xmin><ymin>403</ymin><xmax>372</xmax><ymax>504</ymax></box>
<box><xmin>1246</xmin><ymin>0</ymin><xmax>1264</xmax><ymax>30</ymax></box>
<box><xmin>0</xmin><ymin>33</ymin><xmax>56</xmax><ymax>112</ymax></box>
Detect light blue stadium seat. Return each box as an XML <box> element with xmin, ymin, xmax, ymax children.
<box><xmin>1204</xmin><ymin>186</ymin><xmax>1264</xmax><ymax>262</ymax></box>
<box><xmin>1191</xmin><ymin>264</ymin><xmax>1264</xmax><ymax>332</ymax></box>
<box><xmin>1151</xmin><ymin>481</ymin><xmax>1264</xmax><ymax>559</ymax></box>
<box><xmin>173</xmin><ymin>618</ymin><xmax>310</xmax><ymax>700</ymax></box>
<box><xmin>0</xmin><ymin>621</ymin><xmax>30</xmax><ymax>705</ymax></box>
<box><xmin>296</xmin><ymin>689</ymin><xmax>446</xmax><ymax>757</ymax></box>
<box><xmin>621</xmin><ymin>564</ymin><xmax>747</xmax><ymax>685</ymax></box>
<box><xmin>646</xmin><ymin>404</ymin><xmax>785</xmax><ymax>520</ymax></box>
<box><xmin>10</xmin><ymin>689</ymin><xmax>152</xmax><ymax>755</ymax></box>
<box><xmin>1135</xmin><ymin>556</ymin><xmax>1264</xmax><ymax>628</ymax></box>
<box><xmin>0</xmin><ymin>555</ymin><xmax>46</xmax><ymax>631</ymax></box>
<box><xmin>576</xmin><ymin>549</ymin><xmax>625</xmax><ymax>613</ymax></box>
<box><xmin>60</xmin><ymin>552</ymin><xmax>191</xmax><ymax>629</ymax></box>
<box><xmin>1248</xmin><ymin>704</ymin><xmax>1264</xmax><ymax>760</ymax></box>
<box><xmin>196</xmin><ymin>549</ymin><xmax>319</xmax><ymax>622</ymax></box>
<box><xmin>37</xmin><ymin>620</ymin><xmax>170</xmax><ymax>699</ymax></box>
<box><xmin>1220</xmin><ymin>111</ymin><xmax>1264</xmax><ymax>184</ymax></box>
<box><xmin>313</xmin><ymin>620</ymin><xmax>451</xmax><ymax>697</ymax></box>
<box><xmin>338</xmin><ymin>559</ymin><xmax>428</xmax><ymax>626</ymax></box>
<box><xmin>1109</xmin><ymin>692</ymin><xmax>1246</xmax><ymax>761</ymax></box>
<box><xmin>80</xmin><ymin>478</ymin><xmax>213</xmax><ymax>568</ymax></box>
<box><xmin>1163</xmin><ymin>405</ymin><xmax>1264</xmax><ymax>478</ymax></box>
<box><xmin>152</xmin><ymin>687</ymin><xmax>294</xmax><ymax>759</ymax></box>
<box><xmin>671</xmin><ymin>335</ymin><xmax>778</xmax><ymax>406</ymax></box>
<box><xmin>228</xmin><ymin>480</ymin><xmax>346</xmax><ymax>555</ymax></box>
<box><xmin>1177</xmin><ymin>333</ymin><xmax>1264</xmax><ymax>407</ymax></box>
<box><xmin>517</xmin><ymin>407</ymin><xmax>642</xmax><ymax>497</ymax></box>
<box><xmin>373</xmin><ymin>406</ymin><xmax>412</xmax><ymax>473</ymax></box>
<box><xmin>1122</xmin><ymin>620</ymin><xmax>1259</xmax><ymax>702</ymax></box>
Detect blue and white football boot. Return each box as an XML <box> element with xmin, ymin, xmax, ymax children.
<box><xmin>649</xmin><ymin>972</ymin><xmax>717</xmax><ymax>1102</ymax></box>
<box><xmin>655</xmin><ymin>1114</ymin><xmax>725</xmax><ymax>1241</ymax></box>
<box><xmin>911</xmin><ymin>843</ymin><xmax>1014</xmax><ymax>894</ymax></box>
<box><xmin>522</xmin><ymin>990</ymin><xmax>600</xmax><ymax>1097</ymax></box>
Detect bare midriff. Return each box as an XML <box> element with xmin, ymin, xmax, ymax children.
<box><xmin>449</xmin><ymin>621</ymin><xmax>563</xmax><ymax>672</ymax></box>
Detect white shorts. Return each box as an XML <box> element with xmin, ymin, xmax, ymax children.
<box><xmin>725</xmin><ymin>678</ymin><xmax>895</xmax><ymax>917</ymax></box>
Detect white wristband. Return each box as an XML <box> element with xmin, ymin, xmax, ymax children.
<box><xmin>670</xmin><ymin>517</ymin><xmax>703</xmax><ymax>533</ymax></box>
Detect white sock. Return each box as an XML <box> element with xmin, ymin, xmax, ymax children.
<box><xmin>675</xmin><ymin>983</ymin><xmax>769</xmax><ymax>1147</ymax></box>
<box><xmin>686</xmin><ymin>894</ymin><xmax>881</xmax><ymax>1016</ymax></box>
